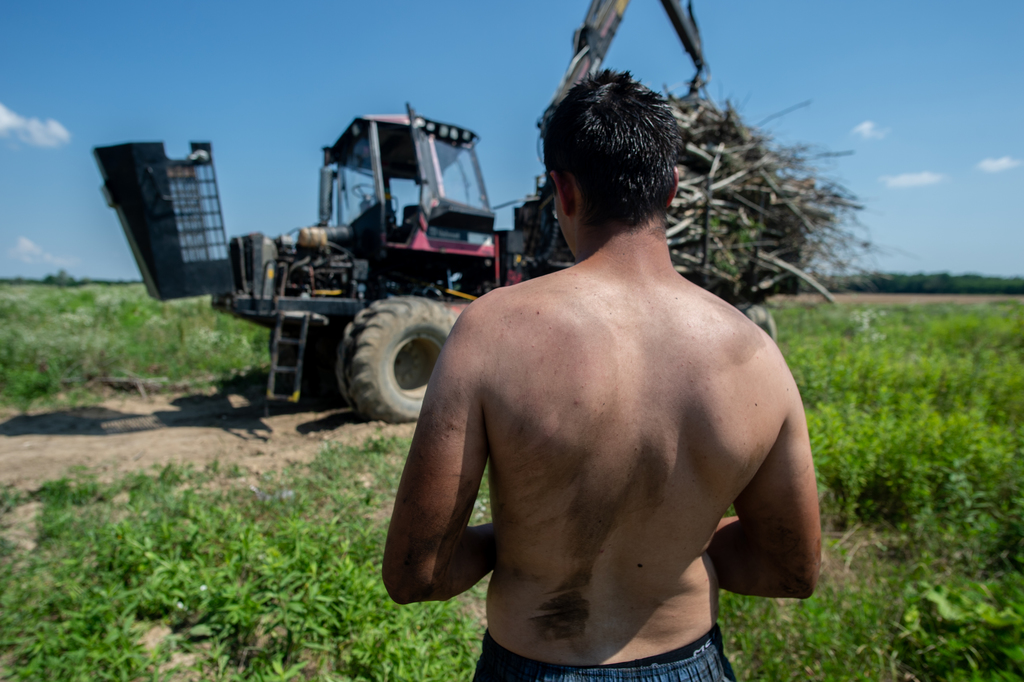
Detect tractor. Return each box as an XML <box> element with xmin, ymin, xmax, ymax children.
<box><xmin>96</xmin><ymin>0</ymin><xmax>798</xmax><ymax>424</ymax></box>
<box><xmin>94</xmin><ymin>106</ymin><xmax>522</xmax><ymax>422</ymax></box>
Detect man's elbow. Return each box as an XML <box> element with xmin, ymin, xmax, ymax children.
<box><xmin>383</xmin><ymin>577</ymin><xmax>420</xmax><ymax>605</ymax></box>
<box><xmin>781</xmin><ymin>553</ymin><xmax>820</xmax><ymax>599</ymax></box>
<box><xmin>784</xmin><ymin>570</ymin><xmax>818</xmax><ymax>599</ymax></box>
<box><xmin>384</xmin><ymin>583</ymin><xmax>419</xmax><ymax>605</ymax></box>
<box><xmin>381</xmin><ymin>563</ymin><xmax>438</xmax><ymax>605</ymax></box>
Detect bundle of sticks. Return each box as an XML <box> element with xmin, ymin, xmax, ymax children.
<box><xmin>664</xmin><ymin>95</ymin><xmax>863</xmax><ymax>304</ymax></box>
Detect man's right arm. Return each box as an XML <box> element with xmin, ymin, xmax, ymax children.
<box><xmin>706</xmin><ymin>373</ymin><xmax>821</xmax><ymax>599</ymax></box>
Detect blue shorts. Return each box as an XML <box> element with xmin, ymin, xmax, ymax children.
<box><xmin>473</xmin><ymin>624</ymin><xmax>737</xmax><ymax>681</ymax></box>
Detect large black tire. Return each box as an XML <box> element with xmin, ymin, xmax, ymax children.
<box><xmin>336</xmin><ymin>297</ymin><xmax>459</xmax><ymax>423</ymax></box>
<box><xmin>737</xmin><ymin>303</ymin><xmax>778</xmax><ymax>342</ymax></box>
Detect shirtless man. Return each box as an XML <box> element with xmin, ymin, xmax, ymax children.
<box><xmin>382</xmin><ymin>70</ymin><xmax>821</xmax><ymax>681</ymax></box>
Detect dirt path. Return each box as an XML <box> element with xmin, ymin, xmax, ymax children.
<box><xmin>0</xmin><ymin>388</ymin><xmax>415</xmax><ymax>491</ymax></box>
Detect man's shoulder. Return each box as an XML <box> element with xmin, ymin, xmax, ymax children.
<box><xmin>656</xmin><ymin>281</ymin><xmax>761</xmax><ymax>346</ymax></box>
<box><xmin>454</xmin><ymin>274</ymin><xmax>568</xmax><ymax>334</ymax></box>
<box><xmin>687</xmin><ymin>294</ymin><xmax>796</xmax><ymax>416</ymax></box>
<box><xmin>660</xmin><ymin>285</ymin><xmax>789</xmax><ymax>388</ymax></box>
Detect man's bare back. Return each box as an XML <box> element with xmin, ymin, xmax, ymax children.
<box><xmin>382</xmin><ymin>71</ymin><xmax>820</xmax><ymax>677</ymax></box>
<box><xmin>477</xmin><ymin>259</ymin><xmax>798</xmax><ymax>663</ymax></box>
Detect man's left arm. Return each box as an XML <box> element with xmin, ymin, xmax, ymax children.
<box><xmin>382</xmin><ymin>306</ymin><xmax>493</xmax><ymax>604</ymax></box>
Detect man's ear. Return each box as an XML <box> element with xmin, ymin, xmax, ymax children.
<box><xmin>666</xmin><ymin>166</ymin><xmax>679</xmax><ymax>207</ymax></box>
<box><xmin>550</xmin><ymin>171</ymin><xmax>577</xmax><ymax>218</ymax></box>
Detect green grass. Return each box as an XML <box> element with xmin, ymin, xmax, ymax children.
<box><xmin>1</xmin><ymin>298</ymin><xmax>1023</xmax><ymax>680</ymax></box>
<box><xmin>783</xmin><ymin>304</ymin><xmax>1024</xmax><ymax>571</ymax></box>
<box><xmin>0</xmin><ymin>283</ymin><xmax>268</xmax><ymax>410</ymax></box>
<box><xmin>1</xmin><ymin>436</ymin><xmax>489</xmax><ymax>681</ymax></box>
<box><xmin>715</xmin><ymin>302</ymin><xmax>1024</xmax><ymax>681</ymax></box>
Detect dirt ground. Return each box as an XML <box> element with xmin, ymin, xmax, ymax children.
<box><xmin>0</xmin><ymin>387</ymin><xmax>415</xmax><ymax>492</ymax></box>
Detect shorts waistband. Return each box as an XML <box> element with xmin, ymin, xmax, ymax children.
<box><xmin>579</xmin><ymin>627</ymin><xmax>717</xmax><ymax>668</ymax></box>
<box><xmin>477</xmin><ymin>625</ymin><xmax>728</xmax><ymax>680</ymax></box>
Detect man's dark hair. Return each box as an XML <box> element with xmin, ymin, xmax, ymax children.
<box><xmin>544</xmin><ymin>70</ymin><xmax>681</xmax><ymax>229</ymax></box>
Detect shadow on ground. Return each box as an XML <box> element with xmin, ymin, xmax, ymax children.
<box><xmin>0</xmin><ymin>392</ymin><xmax>363</xmax><ymax>441</ymax></box>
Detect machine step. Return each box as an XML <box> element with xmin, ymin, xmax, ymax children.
<box><xmin>266</xmin><ymin>311</ymin><xmax>311</xmax><ymax>404</ymax></box>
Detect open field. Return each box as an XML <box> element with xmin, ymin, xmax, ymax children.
<box><xmin>1</xmin><ymin>286</ymin><xmax>1023</xmax><ymax>680</ymax></box>
<box><xmin>774</xmin><ymin>292</ymin><xmax>1024</xmax><ymax>305</ymax></box>
<box><xmin>0</xmin><ymin>284</ymin><xmax>268</xmax><ymax>412</ymax></box>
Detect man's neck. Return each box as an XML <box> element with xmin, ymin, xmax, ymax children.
<box><xmin>572</xmin><ymin>221</ymin><xmax>676</xmax><ymax>280</ymax></box>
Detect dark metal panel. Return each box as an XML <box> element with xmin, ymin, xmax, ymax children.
<box><xmin>93</xmin><ymin>141</ymin><xmax>233</xmax><ymax>300</ymax></box>
<box><xmin>351</xmin><ymin>204</ymin><xmax>385</xmax><ymax>260</ymax></box>
<box><xmin>93</xmin><ymin>143</ymin><xmax>163</xmax><ymax>298</ymax></box>
<box><xmin>231</xmin><ymin>296</ymin><xmax>366</xmax><ymax>317</ymax></box>
<box><xmin>500</xmin><ymin>230</ymin><xmax>525</xmax><ymax>255</ymax></box>
<box><xmin>427</xmin><ymin>199</ymin><xmax>495</xmax><ymax>233</ymax></box>
<box><xmin>230</xmin><ymin>237</ymin><xmax>249</xmax><ymax>294</ymax></box>
<box><xmin>277</xmin><ymin>298</ymin><xmax>366</xmax><ymax>315</ymax></box>
<box><xmin>245</xmin><ymin>235</ymin><xmax>278</xmax><ymax>299</ymax></box>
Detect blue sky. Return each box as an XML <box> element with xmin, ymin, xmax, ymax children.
<box><xmin>1</xmin><ymin>0</ymin><xmax>1021</xmax><ymax>279</ymax></box>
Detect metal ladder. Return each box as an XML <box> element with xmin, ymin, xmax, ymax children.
<box><xmin>266</xmin><ymin>311</ymin><xmax>310</xmax><ymax>403</ymax></box>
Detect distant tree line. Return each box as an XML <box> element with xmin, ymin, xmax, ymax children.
<box><xmin>0</xmin><ymin>270</ymin><xmax>140</xmax><ymax>287</ymax></box>
<box><xmin>837</xmin><ymin>272</ymin><xmax>1024</xmax><ymax>295</ymax></box>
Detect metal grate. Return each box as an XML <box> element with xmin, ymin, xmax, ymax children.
<box><xmin>166</xmin><ymin>163</ymin><xmax>228</xmax><ymax>262</ymax></box>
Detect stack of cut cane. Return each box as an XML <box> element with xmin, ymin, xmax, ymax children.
<box><xmin>665</xmin><ymin>95</ymin><xmax>863</xmax><ymax>303</ymax></box>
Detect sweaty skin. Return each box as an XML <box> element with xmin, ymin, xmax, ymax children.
<box><xmin>382</xmin><ymin>172</ymin><xmax>821</xmax><ymax>666</ymax></box>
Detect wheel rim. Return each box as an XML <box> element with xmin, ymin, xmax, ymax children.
<box><xmin>391</xmin><ymin>336</ymin><xmax>441</xmax><ymax>397</ymax></box>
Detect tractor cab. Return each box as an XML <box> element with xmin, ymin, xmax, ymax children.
<box><xmin>323</xmin><ymin>107</ymin><xmax>495</xmax><ymax>262</ymax></box>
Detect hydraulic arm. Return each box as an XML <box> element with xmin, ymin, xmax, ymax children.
<box><xmin>539</xmin><ymin>0</ymin><xmax>707</xmax><ymax>136</ymax></box>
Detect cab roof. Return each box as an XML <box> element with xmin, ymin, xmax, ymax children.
<box><xmin>328</xmin><ymin>113</ymin><xmax>479</xmax><ymax>164</ymax></box>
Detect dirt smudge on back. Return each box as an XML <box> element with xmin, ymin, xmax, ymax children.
<box><xmin>530</xmin><ymin>590</ymin><xmax>590</xmax><ymax>641</ymax></box>
<box><xmin>530</xmin><ymin>442</ymin><xmax>670</xmax><ymax>641</ymax></box>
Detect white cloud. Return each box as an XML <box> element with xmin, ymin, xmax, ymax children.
<box><xmin>852</xmin><ymin>120</ymin><xmax>889</xmax><ymax>140</ymax></box>
<box><xmin>976</xmin><ymin>156</ymin><xmax>1021</xmax><ymax>173</ymax></box>
<box><xmin>8</xmin><ymin>236</ymin><xmax>78</xmax><ymax>266</ymax></box>
<box><xmin>879</xmin><ymin>172</ymin><xmax>946</xmax><ymax>188</ymax></box>
<box><xmin>0</xmin><ymin>102</ymin><xmax>71</xmax><ymax>148</ymax></box>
